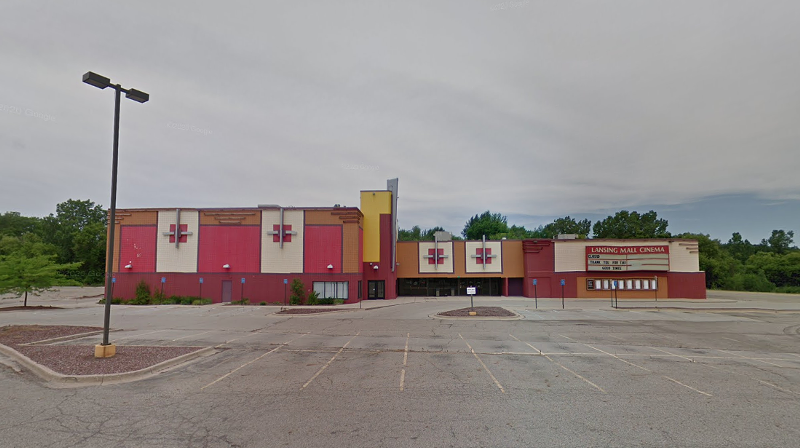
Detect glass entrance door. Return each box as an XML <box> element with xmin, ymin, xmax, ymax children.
<box><xmin>368</xmin><ymin>281</ymin><xmax>385</xmax><ymax>299</ymax></box>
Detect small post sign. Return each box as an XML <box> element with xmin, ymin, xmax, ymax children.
<box><xmin>467</xmin><ymin>286</ymin><xmax>476</xmax><ymax>310</ymax></box>
<box><xmin>199</xmin><ymin>277</ymin><xmax>203</xmax><ymax>300</ymax></box>
<box><xmin>560</xmin><ymin>279</ymin><xmax>565</xmax><ymax>309</ymax></box>
<box><xmin>161</xmin><ymin>277</ymin><xmax>166</xmax><ymax>296</ymax></box>
<box><xmin>533</xmin><ymin>279</ymin><xmax>538</xmax><ymax>309</ymax></box>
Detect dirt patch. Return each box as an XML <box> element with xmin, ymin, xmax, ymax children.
<box><xmin>14</xmin><ymin>345</ymin><xmax>202</xmax><ymax>375</ymax></box>
<box><xmin>438</xmin><ymin>306</ymin><xmax>515</xmax><ymax>317</ymax></box>
<box><xmin>276</xmin><ymin>308</ymin><xmax>343</xmax><ymax>315</ymax></box>
<box><xmin>0</xmin><ymin>306</ymin><xmax>62</xmax><ymax>312</ymax></box>
<box><xmin>0</xmin><ymin>325</ymin><xmax>203</xmax><ymax>376</ymax></box>
<box><xmin>0</xmin><ymin>325</ymin><xmax>102</xmax><ymax>346</ymax></box>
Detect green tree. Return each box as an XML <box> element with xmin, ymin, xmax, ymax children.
<box><xmin>676</xmin><ymin>233</ymin><xmax>738</xmax><ymax>289</ymax></box>
<box><xmin>761</xmin><ymin>229</ymin><xmax>795</xmax><ymax>254</ymax></box>
<box><xmin>539</xmin><ymin>216</ymin><xmax>592</xmax><ymax>239</ymax></box>
<box><xmin>72</xmin><ymin>221</ymin><xmax>107</xmax><ymax>284</ymax></box>
<box><xmin>40</xmin><ymin>199</ymin><xmax>106</xmax><ymax>284</ymax></box>
<box><xmin>462</xmin><ymin>211</ymin><xmax>508</xmax><ymax>240</ymax></box>
<box><xmin>0</xmin><ymin>212</ymin><xmax>41</xmax><ymax>237</ymax></box>
<box><xmin>289</xmin><ymin>278</ymin><xmax>306</xmax><ymax>305</ymax></box>
<box><xmin>746</xmin><ymin>252</ymin><xmax>800</xmax><ymax>287</ymax></box>
<box><xmin>0</xmin><ymin>253</ymin><xmax>81</xmax><ymax>306</ymax></box>
<box><xmin>592</xmin><ymin>210</ymin><xmax>670</xmax><ymax>239</ymax></box>
<box><xmin>725</xmin><ymin>232</ymin><xmax>757</xmax><ymax>264</ymax></box>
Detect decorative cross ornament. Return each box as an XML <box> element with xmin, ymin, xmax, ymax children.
<box><xmin>266</xmin><ymin>207</ymin><xmax>297</xmax><ymax>248</ymax></box>
<box><xmin>470</xmin><ymin>235</ymin><xmax>497</xmax><ymax>268</ymax></box>
<box><xmin>162</xmin><ymin>209</ymin><xmax>193</xmax><ymax>248</ymax></box>
<box><xmin>422</xmin><ymin>236</ymin><xmax>448</xmax><ymax>268</ymax></box>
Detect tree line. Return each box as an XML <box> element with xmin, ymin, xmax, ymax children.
<box><xmin>400</xmin><ymin>210</ymin><xmax>799</xmax><ymax>293</ymax></box>
<box><xmin>0</xmin><ymin>199</ymin><xmax>107</xmax><ymax>305</ymax></box>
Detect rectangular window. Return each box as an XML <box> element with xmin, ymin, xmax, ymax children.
<box><xmin>626</xmin><ymin>280</ymin><xmax>633</xmax><ymax>290</ymax></box>
<box><xmin>643</xmin><ymin>279</ymin><xmax>650</xmax><ymax>290</ymax></box>
<box><xmin>587</xmin><ymin>279</ymin><xmax>595</xmax><ymax>290</ymax></box>
<box><xmin>635</xmin><ymin>279</ymin><xmax>642</xmax><ymax>290</ymax></box>
<box><xmin>312</xmin><ymin>281</ymin><xmax>349</xmax><ymax>299</ymax></box>
<box><xmin>603</xmin><ymin>279</ymin><xmax>609</xmax><ymax>290</ymax></box>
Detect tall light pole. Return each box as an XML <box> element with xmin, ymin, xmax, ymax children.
<box><xmin>83</xmin><ymin>71</ymin><xmax>149</xmax><ymax>357</ymax></box>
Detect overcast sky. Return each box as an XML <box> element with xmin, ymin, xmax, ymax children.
<box><xmin>2</xmin><ymin>1</ymin><xmax>799</xmax><ymax>243</ymax></box>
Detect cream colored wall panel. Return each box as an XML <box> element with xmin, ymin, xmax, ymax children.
<box><xmin>156</xmin><ymin>209</ymin><xmax>199</xmax><ymax>273</ymax></box>
<box><xmin>669</xmin><ymin>241</ymin><xmax>700</xmax><ymax>272</ymax></box>
<box><xmin>465</xmin><ymin>241</ymin><xmax>502</xmax><ymax>273</ymax></box>
<box><xmin>261</xmin><ymin>209</ymin><xmax>304</xmax><ymax>273</ymax></box>
<box><xmin>554</xmin><ymin>240</ymin><xmax>590</xmax><ymax>272</ymax></box>
<box><xmin>418</xmin><ymin>241</ymin><xmax>454</xmax><ymax>274</ymax></box>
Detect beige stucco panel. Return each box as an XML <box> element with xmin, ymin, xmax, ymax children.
<box><xmin>418</xmin><ymin>241</ymin><xmax>454</xmax><ymax>274</ymax></box>
<box><xmin>555</xmin><ymin>240</ymin><xmax>698</xmax><ymax>272</ymax></box>
<box><xmin>464</xmin><ymin>241</ymin><xmax>502</xmax><ymax>273</ymax></box>
<box><xmin>261</xmin><ymin>209</ymin><xmax>304</xmax><ymax>273</ymax></box>
<box><xmin>156</xmin><ymin>210</ymin><xmax>199</xmax><ymax>273</ymax></box>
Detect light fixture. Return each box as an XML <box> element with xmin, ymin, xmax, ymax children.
<box><xmin>124</xmin><ymin>262</ymin><xmax>132</xmax><ymax>269</ymax></box>
<box><xmin>373</xmin><ymin>265</ymin><xmax>379</xmax><ymax>270</ymax></box>
<box><xmin>223</xmin><ymin>264</ymin><xmax>230</xmax><ymax>269</ymax></box>
<box><xmin>327</xmin><ymin>264</ymin><xmax>334</xmax><ymax>269</ymax></box>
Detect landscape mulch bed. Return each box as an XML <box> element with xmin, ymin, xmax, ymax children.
<box><xmin>0</xmin><ymin>306</ymin><xmax>62</xmax><ymax>312</ymax></box>
<box><xmin>0</xmin><ymin>325</ymin><xmax>203</xmax><ymax>376</ymax></box>
<box><xmin>276</xmin><ymin>308</ymin><xmax>342</xmax><ymax>315</ymax></box>
<box><xmin>438</xmin><ymin>306</ymin><xmax>516</xmax><ymax>317</ymax></box>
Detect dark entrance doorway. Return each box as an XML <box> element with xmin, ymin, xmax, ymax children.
<box><xmin>221</xmin><ymin>280</ymin><xmax>232</xmax><ymax>303</ymax></box>
<box><xmin>398</xmin><ymin>278</ymin><xmax>502</xmax><ymax>296</ymax></box>
<box><xmin>368</xmin><ymin>281</ymin><xmax>385</xmax><ymax>299</ymax></box>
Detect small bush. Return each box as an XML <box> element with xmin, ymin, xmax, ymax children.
<box><xmin>775</xmin><ymin>286</ymin><xmax>800</xmax><ymax>294</ymax></box>
<box><xmin>232</xmin><ymin>297</ymin><xmax>250</xmax><ymax>305</ymax></box>
<box><xmin>307</xmin><ymin>291</ymin><xmax>320</xmax><ymax>305</ymax></box>
<box><xmin>290</xmin><ymin>279</ymin><xmax>306</xmax><ymax>305</ymax></box>
<box><xmin>259</xmin><ymin>302</ymin><xmax>267</xmax><ymax>306</ymax></box>
<box><xmin>135</xmin><ymin>280</ymin><xmax>152</xmax><ymax>302</ymax></box>
<box><xmin>333</xmin><ymin>299</ymin><xmax>344</xmax><ymax>305</ymax></box>
<box><xmin>317</xmin><ymin>298</ymin><xmax>334</xmax><ymax>305</ymax></box>
<box><xmin>97</xmin><ymin>298</ymin><xmax>124</xmax><ymax>305</ymax></box>
<box><xmin>191</xmin><ymin>298</ymin><xmax>212</xmax><ymax>305</ymax></box>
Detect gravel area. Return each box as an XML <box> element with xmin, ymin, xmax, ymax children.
<box><xmin>276</xmin><ymin>308</ymin><xmax>343</xmax><ymax>315</ymax></box>
<box><xmin>0</xmin><ymin>325</ymin><xmax>203</xmax><ymax>376</ymax></box>
<box><xmin>0</xmin><ymin>305</ymin><xmax>63</xmax><ymax>312</ymax></box>
<box><xmin>14</xmin><ymin>345</ymin><xmax>202</xmax><ymax>375</ymax></box>
<box><xmin>438</xmin><ymin>306</ymin><xmax>516</xmax><ymax>317</ymax></box>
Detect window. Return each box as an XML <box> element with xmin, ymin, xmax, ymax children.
<box><xmin>313</xmin><ymin>281</ymin><xmax>348</xmax><ymax>299</ymax></box>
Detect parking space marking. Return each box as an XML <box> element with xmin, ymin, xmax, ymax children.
<box><xmin>651</xmin><ymin>347</ymin><xmax>695</xmax><ymax>362</ymax></box>
<box><xmin>115</xmin><ymin>329</ymin><xmax>167</xmax><ymax>341</ymax></box>
<box><xmin>201</xmin><ymin>334</ymin><xmax>307</xmax><ymax>390</ymax></box>
<box><xmin>400</xmin><ymin>333</ymin><xmax>409</xmax><ymax>391</ymax></box>
<box><xmin>459</xmin><ymin>334</ymin><xmax>505</xmax><ymax>394</ymax></box>
<box><xmin>583</xmin><ymin>343</ymin><xmax>651</xmax><ymax>372</ymax></box>
<box><xmin>663</xmin><ymin>376</ymin><xmax>712</xmax><ymax>397</ymax></box>
<box><xmin>716</xmin><ymin>349</ymin><xmax>786</xmax><ymax>368</ymax></box>
<box><xmin>510</xmin><ymin>334</ymin><xmax>605</xmax><ymax>393</ymax></box>
<box><xmin>172</xmin><ymin>331</ymin><xmax>212</xmax><ymax>342</ymax></box>
<box><xmin>705</xmin><ymin>363</ymin><xmax>800</xmax><ymax>396</ymax></box>
<box><xmin>301</xmin><ymin>332</ymin><xmax>359</xmax><ymax>390</ymax></box>
<box><xmin>722</xmin><ymin>337</ymin><xmax>743</xmax><ymax>343</ymax></box>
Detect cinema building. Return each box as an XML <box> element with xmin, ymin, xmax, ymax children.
<box><xmin>108</xmin><ymin>179</ymin><xmax>706</xmax><ymax>303</ymax></box>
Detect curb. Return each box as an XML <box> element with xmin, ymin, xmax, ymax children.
<box><xmin>0</xmin><ymin>343</ymin><xmax>216</xmax><ymax>387</ymax></box>
<box><xmin>432</xmin><ymin>309</ymin><xmax>522</xmax><ymax>321</ymax></box>
<box><xmin>613</xmin><ymin>307</ymin><xmax>800</xmax><ymax>313</ymax></box>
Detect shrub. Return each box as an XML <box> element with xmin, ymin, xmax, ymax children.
<box><xmin>290</xmin><ymin>279</ymin><xmax>305</xmax><ymax>305</ymax></box>
<box><xmin>135</xmin><ymin>280</ymin><xmax>152</xmax><ymax>302</ymax></box>
<box><xmin>333</xmin><ymin>299</ymin><xmax>344</xmax><ymax>305</ymax></box>
<box><xmin>316</xmin><ymin>298</ymin><xmax>334</xmax><ymax>305</ymax></box>
<box><xmin>191</xmin><ymin>298</ymin><xmax>212</xmax><ymax>305</ymax></box>
<box><xmin>259</xmin><ymin>302</ymin><xmax>267</xmax><ymax>306</ymax></box>
<box><xmin>307</xmin><ymin>290</ymin><xmax>320</xmax><ymax>305</ymax></box>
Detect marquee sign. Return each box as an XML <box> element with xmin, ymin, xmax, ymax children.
<box><xmin>586</xmin><ymin>245</ymin><xmax>670</xmax><ymax>271</ymax></box>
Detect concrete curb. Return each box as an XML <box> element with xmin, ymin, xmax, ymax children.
<box><xmin>0</xmin><ymin>342</ymin><xmax>216</xmax><ymax>387</ymax></box>
<box><xmin>614</xmin><ymin>306</ymin><xmax>800</xmax><ymax>313</ymax></box>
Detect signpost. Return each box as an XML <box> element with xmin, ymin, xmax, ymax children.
<box><xmin>199</xmin><ymin>277</ymin><xmax>203</xmax><ymax>300</ymax></box>
<box><xmin>161</xmin><ymin>277</ymin><xmax>166</xmax><ymax>297</ymax></box>
<box><xmin>613</xmin><ymin>280</ymin><xmax>618</xmax><ymax>308</ymax></box>
<box><xmin>560</xmin><ymin>279</ymin><xmax>565</xmax><ymax>309</ymax></box>
<box><xmin>533</xmin><ymin>279</ymin><xmax>538</xmax><ymax>309</ymax></box>
<box><xmin>283</xmin><ymin>278</ymin><xmax>288</xmax><ymax>308</ymax></box>
<box><xmin>241</xmin><ymin>278</ymin><xmax>246</xmax><ymax>305</ymax></box>
<box><xmin>654</xmin><ymin>276</ymin><xmax>658</xmax><ymax>307</ymax></box>
<box><xmin>467</xmin><ymin>286</ymin><xmax>477</xmax><ymax>310</ymax></box>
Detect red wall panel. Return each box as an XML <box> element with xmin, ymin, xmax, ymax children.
<box><xmin>118</xmin><ymin>226</ymin><xmax>157</xmax><ymax>272</ymax></box>
<box><xmin>197</xmin><ymin>225</ymin><xmax>260</xmax><ymax>273</ymax></box>
<box><xmin>304</xmin><ymin>225</ymin><xmax>343</xmax><ymax>273</ymax></box>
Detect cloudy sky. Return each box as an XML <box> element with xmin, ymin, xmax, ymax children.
<box><xmin>1</xmin><ymin>1</ymin><xmax>798</xmax><ymax>243</ymax></box>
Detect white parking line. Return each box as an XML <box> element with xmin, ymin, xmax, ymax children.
<box><xmin>172</xmin><ymin>331</ymin><xmax>212</xmax><ymax>342</ymax></box>
<box><xmin>509</xmin><ymin>334</ymin><xmax>605</xmax><ymax>393</ymax></box>
<box><xmin>400</xmin><ymin>333</ymin><xmax>409</xmax><ymax>391</ymax></box>
<box><xmin>663</xmin><ymin>376</ymin><xmax>712</xmax><ymax>397</ymax></box>
<box><xmin>716</xmin><ymin>349</ymin><xmax>786</xmax><ymax>368</ymax></box>
<box><xmin>201</xmin><ymin>334</ymin><xmax>306</xmax><ymax>390</ymax></box>
<box><xmin>583</xmin><ymin>343</ymin><xmax>651</xmax><ymax>372</ymax></box>
<box><xmin>459</xmin><ymin>334</ymin><xmax>505</xmax><ymax>394</ymax></box>
<box><xmin>115</xmin><ymin>329</ymin><xmax>167</xmax><ymax>341</ymax></box>
<box><xmin>301</xmin><ymin>332</ymin><xmax>359</xmax><ymax>390</ymax></box>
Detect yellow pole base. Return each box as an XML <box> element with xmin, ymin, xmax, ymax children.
<box><xmin>468</xmin><ymin>311</ymin><xmax>477</xmax><ymax>316</ymax></box>
<box><xmin>94</xmin><ymin>344</ymin><xmax>117</xmax><ymax>358</ymax></box>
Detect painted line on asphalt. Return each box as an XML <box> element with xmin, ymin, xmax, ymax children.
<box><xmin>459</xmin><ymin>333</ymin><xmax>505</xmax><ymax>394</ymax></box>
<box><xmin>650</xmin><ymin>347</ymin><xmax>695</xmax><ymax>362</ymax></box>
<box><xmin>716</xmin><ymin>349</ymin><xmax>786</xmax><ymax>368</ymax></box>
<box><xmin>201</xmin><ymin>334</ymin><xmax>307</xmax><ymax>390</ymax></box>
<box><xmin>400</xmin><ymin>332</ymin><xmax>409</xmax><ymax>391</ymax></box>
<box><xmin>704</xmin><ymin>363</ymin><xmax>800</xmax><ymax>396</ymax></box>
<box><xmin>558</xmin><ymin>334</ymin><xmax>577</xmax><ymax>342</ymax></box>
<box><xmin>663</xmin><ymin>376</ymin><xmax>713</xmax><ymax>397</ymax></box>
<box><xmin>115</xmin><ymin>329</ymin><xmax>168</xmax><ymax>341</ymax></box>
<box><xmin>583</xmin><ymin>343</ymin><xmax>651</xmax><ymax>372</ymax></box>
<box><xmin>172</xmin><ymin>331</ymin><xmax>212</xmax><ymax>342</ymax></box>
<box><xmin>510</xmin><ymin>334</ymin><xmax>605</xmax><ymax>394</ymax></box>
<box><xmin>722</xmin><ymin>337</ymin><xmax>743</xmax><ymax>343</ymax></box>
<box><xmin>301</xmin><ymin>332</ymin><xmax>359</xmax><ymax>390</ymax></box>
